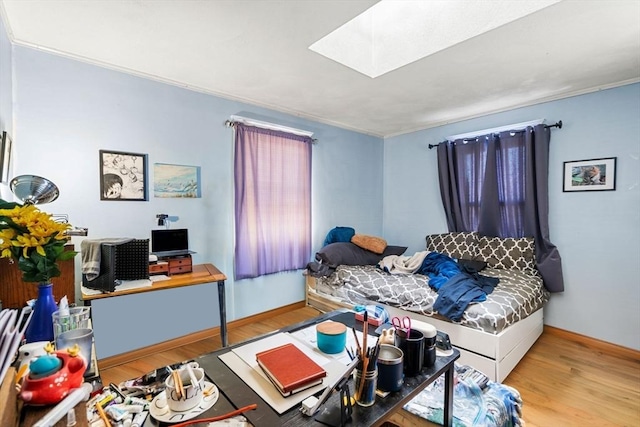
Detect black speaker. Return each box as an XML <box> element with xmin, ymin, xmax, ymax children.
<box><xmin>82</xmin><ymin>239</ymin><xmax>149</xmax><ymax>292</ymax></box>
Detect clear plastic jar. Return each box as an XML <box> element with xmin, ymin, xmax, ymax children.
<box><xmin>354</xmin><ymin>368</ymin><xmax>378</xmax><ymax>407</ymax></box>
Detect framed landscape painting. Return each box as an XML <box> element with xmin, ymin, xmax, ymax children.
<box><xmin>99</xmin><ymin>150</ymin><xmax>148</xmax><ymax>201</ymax></box>
<box><xmin>563</xmin><ymin>157</ymin><xmax>616</xmax><ymax>192</ymax></box>
<box><xmin>153</xmin><ymin>163</ymin><xmax>201</xmax><ymax>198</ymax></box>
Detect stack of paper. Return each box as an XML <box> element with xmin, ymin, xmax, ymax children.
<box><xmin>0</xmin><ymin>307</ymin><xmax>32</xmax><ymax>385</ymax></box>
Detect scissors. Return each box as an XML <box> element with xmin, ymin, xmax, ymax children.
<box><xmin>391</xmin><ymin>316</ymin><xmax>411</xmax><ymax>335</ymax></box>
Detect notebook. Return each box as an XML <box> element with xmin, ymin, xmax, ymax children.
<box><xmin>255</xmin><ymin>343</ymin><xmax>326</xmax><ymax>395</ymax></box>
<box><xmin>261</xmin><ymin>368</ymin><xmax>324</xmax><ymax>397</ymax></box>
<box><xmin>151</xmin><ymin>228</ymin><xmax>196</xmax><ymax>257</ymax></box>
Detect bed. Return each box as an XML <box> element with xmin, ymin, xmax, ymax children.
<box><xmin>305</xmin><ymin>231</ymin><xmax>550</xmax><ymax>382</ymax></box>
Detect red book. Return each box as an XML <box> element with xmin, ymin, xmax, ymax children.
<box><xmin>256</xmin><ymin>343</ymin><xmax>327</xmax><ymax>394</ymax></box>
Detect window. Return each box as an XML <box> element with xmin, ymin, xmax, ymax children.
<box><xmin>450</xmin><ymin>136</ymin><xmax>525</xmax><ymax>237</ymax></box>
<box><xmin>437</xmin><ymin>124</ymin><xmax>564</xmax><ymax>292</ymax></box>
<box><xmin>233</xmin><ymin>124</ymin><xmax>313</xmax><ymax>280</ymax></box>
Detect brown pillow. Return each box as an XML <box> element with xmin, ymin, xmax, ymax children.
<box><xmin>351</xmin><ymin>234</ymin><xmax>387</xmax><ymax>254</ymax></box>
<box><xmin>425</xmin><ymin>232</ymin><xmax>479</xmax><ymax>260</ymax></box>
<box><xmin>476</xmin><ymin>235</ymin><xmax>536</xmax><ymax>272</ymax></box>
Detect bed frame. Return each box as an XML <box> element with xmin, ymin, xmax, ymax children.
<box><xmin>305</xmin><ymin>274</ymin><xmax>543</xmax><ymax>382</ymax></box>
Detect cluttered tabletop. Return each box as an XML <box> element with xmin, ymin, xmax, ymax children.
<box><xmin>4</xmin><ymin>307</ymin><xmax>460</xmax><ymax>427</ymax></box>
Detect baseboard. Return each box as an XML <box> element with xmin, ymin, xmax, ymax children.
<box><xmin>544</xmin><ymin>325</ymin><xmax>640</xmax><ymax>359</ymax></box>
<box><xmin>98</xmin><ymin>301</ymin><xmax>306</xmax><ymax>369</ymax></box>
<box><xmin>226</xmin><ymin>301</ymin><xmax>307</xmax><ymax>329</ymax></box>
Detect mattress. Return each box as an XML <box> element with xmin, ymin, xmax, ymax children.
<box><xmin>312</xmin><ymin>265</ymin><xmax>549</xmax><ymax>334</ymax></box>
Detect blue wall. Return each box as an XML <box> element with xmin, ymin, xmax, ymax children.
<box><xmin>0</xmin><ymin>39</ymin><xmax>383</xmax><ymax>357</ymax></box>
<box><xmin>383</xmin><ymin>84</ymin><xmax>640</xmax><ymax>350</ymax></box>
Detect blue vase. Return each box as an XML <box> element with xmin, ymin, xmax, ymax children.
<box><xmin>25</xmin><ymin>283</ymin><xmax>58</xmax><ymax>343</ymax></box>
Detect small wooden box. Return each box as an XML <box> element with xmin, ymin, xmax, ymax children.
<box><xmin>149</xmin><ymin>261</ymin><xmax>169</xmax><ymax>275</ymax></box>
<box><xmin>168</xmin><ymin>256</ymin><xmax>192</xmax><ymax>275</ymax></box>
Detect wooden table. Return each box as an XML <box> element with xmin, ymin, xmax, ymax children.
<box><xmin>139</xmin><ymin>310</ymin><xmax>460</xmax><ymax>426</ymax></box>
<box><xmin>82</xmin><ymin>263</ymin><xmax>230</xmax><ymax>359</ymax></box>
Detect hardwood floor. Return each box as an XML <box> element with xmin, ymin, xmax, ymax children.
<box><xmin>100</xmin><ymin>307</ymin><xmax>640</xmax><ymax>426</ymax></box>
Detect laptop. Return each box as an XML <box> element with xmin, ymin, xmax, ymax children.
<box><xmin>151</xmin><ymin>228</ymin><xmax>196</xmax><ymax>257</ymax></box>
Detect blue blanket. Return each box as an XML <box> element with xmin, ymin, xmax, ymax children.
<box><xmin>418</xmin><ymin>252</ymin><xmax>461</xmax><ymax>290</ymax></box>
<box><xmin>404</xmin><ymin>364</ymin><xmax>524</xmax><ymax>427</ymax></box>
<box><xmin>418</xmin><ymin>252</ymin><xmax>499</xmax><ymax>321</ymax></box>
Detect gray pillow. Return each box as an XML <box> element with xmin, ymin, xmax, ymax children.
<box><xmin>316</xmin><ymin>242</ymin><xmax>407</xmax><ymax>268</ymax></box>
<box><xmin>425</xmin><ymin>232</ymin><xmax>479</xmax><ymax>260</ymax></box>
<box><xmin>476</xmin><ymin>235</ymin><xmax>536</xmax><ymax>272</ymax></box>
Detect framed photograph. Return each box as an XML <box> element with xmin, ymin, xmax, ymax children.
<box><xmin>153</xmin><ymin>163</ymin><xmax>201</xmax><ymax>198</ymax></box>
<box><xmin>0</xmin><ymin>131</ymin><xmax>12</xmax><ymax>183</ymax></box>
<box><xmin>99</xmin><ymin>150</ymin><xmax>148</xmax><ymax>201</ymax></box>
<box><xmin>563</xmin><ymin>157</ymin><xmax>616</xmax><ymax>192</ymax></box>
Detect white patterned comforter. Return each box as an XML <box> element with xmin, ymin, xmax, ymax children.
<box><xmin>313</xmin><ymin>265</ymin><xmax>549</xmax><ymax>334</ymax></box>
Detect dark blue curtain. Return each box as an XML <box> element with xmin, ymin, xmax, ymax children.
<box><xmin>437</xmin><ymin>124</ymin><xmax>564</xmax><ymax>292</ymax></box>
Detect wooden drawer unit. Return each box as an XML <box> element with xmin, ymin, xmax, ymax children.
<box><xmin>167</xmin><ymin>256</ymin><xmax>192</xmax><ymax>275</ymax></box>
<box><xmin>149</xmin><ymin>261</ymin><xmax>169</xmax><ymax>275</ymax></box>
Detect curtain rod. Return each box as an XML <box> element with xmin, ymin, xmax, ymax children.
<box><xmin>224</xmin><ymin>115</ymin><xmax>316</xmax><ymax>141</ymax></box>
<box><xmin>428</xmin><ymin>120</ymin><xmax>563</xmax><ymax>149</ymax></box>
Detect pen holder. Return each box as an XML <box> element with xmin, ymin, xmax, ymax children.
<box><xmin>354</xmin><ymin>368</ymin><xmax>377</xmax><ymax>407</ymax></box>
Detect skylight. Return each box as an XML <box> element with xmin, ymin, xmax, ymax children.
<box><xmin>309</xmin><ymin>0</ymin><xmax>560</xmax><ymax>78</ymax></box>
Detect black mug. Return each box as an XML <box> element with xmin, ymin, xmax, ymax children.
<box><xmin>394</xmin><ymin>328</ymin><xmax>424</xmax><ymax>377</ymax></box>
<box><xmin>377</xmin><ymin>344</ymin><xmax>404</xmax><ymax>392</ymax></box>
<box><xmin>423</xmin><ymin>334</ymin><xmax>437</xmax><ymax>368</ymax></box>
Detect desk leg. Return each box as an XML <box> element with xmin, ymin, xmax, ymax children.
<box><xmin>217</xmin><ymin>280</ymin><xmax>227</xmax><ymax>347</ymax></box>
<box><xmin>443</xmin><ymin>364</ymin><xmax>454</xmax><ymax>427</ymax></box>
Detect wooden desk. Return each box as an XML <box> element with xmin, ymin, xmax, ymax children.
<box><xmin>82</xmin><ymin>263</ymin><xmax>230</xmax><ymax>354</ymax></box>
<box><xmin>82</xmin><ymin>264</ymin><xmax>225</xmax><ymax>301</ymax></box>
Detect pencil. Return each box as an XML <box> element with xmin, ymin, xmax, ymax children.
<box><xmin>369</xmin><ymin>336</ymin><xmax>381</xmax><ymax>371</ymax></box>
<box><xmin>351</xmin><ymin>327</ymin><xmax>362</xmax><ymax>357</ymax></box>
<box><xmin>110</xmin><ymin>382</ymin><xmax>126</xmax><ymax>401</ymax></box>
<box><xmin>362</xmin><ymin>311</ymin><xmax>368</xmax><ymax>361</ymax></box>
<box><xmin>96</xmin><ymin>402</ymin><xmax>112</xmax><ymax>427</ymax></box>
<box><xmin>356</xmin><ymin>311</ymin><xmax>369</xmax><ymax>400</ymax></box>
<box><xmin>172</xmin><ymin>370</ymin><xmax>183</xmax><ymax>400</ymax></box>
<box><xmin>177</xmin><ymin>370</ymin><xmax>185</xmax><ymax>399</ymax></box>
<box><xmin>357</xmin><ymin>311</ymin><xmax>370</xmax><ymax>400</ymax></box>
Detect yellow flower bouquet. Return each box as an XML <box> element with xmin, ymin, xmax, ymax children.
<box><xmin>0</xmin><ymin>199</ymin><xmax>77</xmax><ymax>283</ymax></box>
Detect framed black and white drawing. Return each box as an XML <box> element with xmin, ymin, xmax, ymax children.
<box><xmin>563</xmin><ymin>157</ymin><xmax>616</xmax><ymax>192</ymax></box>
<box><xmin>99</xmin><ymin>149</ymin><xmax>148</xmax><ymax>201</ymax></box>
<box><xmin>0</xmin><ymin>131</ymin><xmax>12</xmax><ymax>183</ymax></box>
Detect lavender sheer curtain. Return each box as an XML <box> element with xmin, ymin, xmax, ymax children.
<box><xmin>437</xmin><ymin>124</ymin><xmax>564</xmax><ymax>292</ymax></box>
<box><xmin>234</xmin><ymin>123</ymin><xmax>313</xmax><ymax>280</ymax></box>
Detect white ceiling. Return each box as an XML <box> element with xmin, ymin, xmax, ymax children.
<box><xmin>0</xmin><ymin>0</ymin><xmax>639</xmax><ymax>137</ymax></box>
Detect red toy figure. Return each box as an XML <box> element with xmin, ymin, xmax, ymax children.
<box><xmin>19</xmin><ymin>342</ymin><xmax>87</xmax><ymax>405</ymax></box>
